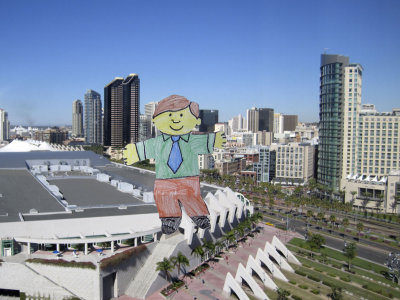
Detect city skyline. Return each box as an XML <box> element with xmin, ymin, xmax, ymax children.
<box><xmin>1</xmin><ymin>0</ymin><xmax>400</xmax><ymax>125</ymax></box>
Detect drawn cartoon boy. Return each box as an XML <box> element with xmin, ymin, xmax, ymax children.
<box><xmin>122</xmin><ymin>95</ymin><xmax>226</xmax><ymax>234</ymax></box>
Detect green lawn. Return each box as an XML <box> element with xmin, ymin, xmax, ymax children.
<box><xmin>295</xmin><ymin>256</ymin><xmax>400</xmax><ymax>299</ymax></box>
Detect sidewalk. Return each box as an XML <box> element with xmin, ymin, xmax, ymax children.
<box><xmin>117</xmin><ymin>225</ymin><xmax>301</xmax><ymax>300</ymax></box>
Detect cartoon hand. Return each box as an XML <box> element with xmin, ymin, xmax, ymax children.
<box><xmin>214</xmin><ymin>131</ymin><xmax>226</xmax><ymax>148</ymax></box>
<box><xmin>122</xmin><ymin>144</ymin><xmax>139</xmax><ymax>165</ymax></box>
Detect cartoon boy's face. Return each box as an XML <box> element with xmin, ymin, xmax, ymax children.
<box><xmin>153</xmin><ymin>107</ymin><xmax>201</xmax><ymax>136</ymax></box>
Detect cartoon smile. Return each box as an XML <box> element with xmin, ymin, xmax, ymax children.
<box><xmin>169</xmin><ymin>125</ymin><xmax>184</xmax><ymax>131</ymax></box>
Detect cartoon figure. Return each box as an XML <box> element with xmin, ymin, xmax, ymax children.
<box><xmin>123</xmin><ymin>95</ymin><xmax>226</xmax><ymax>234</ymax></box>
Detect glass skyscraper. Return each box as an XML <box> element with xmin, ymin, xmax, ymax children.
<box><xmin>104</xmin><ymin>74</ymin><xmax>140</xmax><ymax>148</ymax></box>
<box><xmin>84</xmin><ymin>90</ymin><xmax>102</xmax><ymax>144</ymax></box>
<box><xmin>317</xmin><ymin>54</ymin><xmax>349</xmax><ymax>190</ymax></box>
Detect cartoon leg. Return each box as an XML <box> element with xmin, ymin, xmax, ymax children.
<box><xmin>177</xmin><ymin>177</ymin><xmax>210</xmax><ymax>230</ymax></box>
<box><xmin>154</xmin><ymin>179</ymin><xmax>182</xmax><ymax>234</ymax></box>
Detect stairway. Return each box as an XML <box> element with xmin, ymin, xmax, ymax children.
<box><xmin>125</xmin><ymin>233</ymin><xmax>185</xmax><ymax>299</ymax></box>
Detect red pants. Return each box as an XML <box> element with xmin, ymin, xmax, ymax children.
<box><xmin>154</xmin><ymin>176</ymin><xmax>209</xmax><ymax>218</ymax></box>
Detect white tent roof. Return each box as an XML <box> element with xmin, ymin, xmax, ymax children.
<box><xmin>0</xmin><ymin>140</ymin><xmax>59</xmax><ymax>152</ymax></box>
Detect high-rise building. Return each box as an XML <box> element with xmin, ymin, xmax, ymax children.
<box><xmin>258</xmin><ymin>108</ymin><xmax>274</xmax><ymax>132</ymax></box>
<box><xmin>274</xmin><ymin>142</ymin><xmax>315</xmax><ymax>184</ymax></box>
<box><xmin>340</xmin><ymin>62</ymin><xmax>363</xmax><ymax>187</ymax></box>
<box><xmin>104</xmin><ymin>74</ymin><xmax>140</xmax><ymax>148</ymax></box>
<box><xmin>283</xmin><ymin>115</ymin><xmax>298</xmax><ymax>131</ymax></box>
<box><xmin>72</xmin><ymin>100</ymin><xmax>83</xmax><ymax>137</ymax></box>
<box><xmin>273</xmin><ymin>113</ymin><xmax>284</xmax><ymax>134</ymax></box>
<box><xmin>0</xmin><ymin>108</ymin><xmax>9</xmax><ymax>141</ymax></box>
<box><xmin>199</xmin><ymin>109</ymin><xmax>218</xmax><ymax>132</ymax></box>
<box><xmin>318</xmin><ymin>54</ymin><xmax>351</xmax><ymax>190</ymax></box>
<box><xmin>247</xmin><ymin>107</ymin><xmax>259</xmax><ymax>133</ymax></box>
<box><xmin>144</xmin><ymin>102</ymin><xmax>157</xmax><ymax>118</ymax></box>
<box><xmin>356</xmin><ymin>107</ymin><xmax>400</xmax><ymax>178</ymax></box>
<box><xmin>84</xmin><ymin>90</ymin><xmax>102</xmax><ymax>144</ymax></box>
<box><xmin>34</xmin><ymin>127</ymin><xmax>68</xmax><ymax>144</ymax></box>
<box><xmin>139</xmin><ymin>114</ymin><xmax>151</xmax><ymax>141</ymax></box>
<box><xmin>144</xmin><ymin>101</ymin><xmax>158</xmax><ymax>137</ymax></box>
<box><xmin>229</xmin><ymin>114</ymin><xmax>245</xmax><ymax>133</ymax></box>
<box><xmin>253</xmin><ymin>146</ymin><xmax>272</xmax><ymax>183</ymax></box>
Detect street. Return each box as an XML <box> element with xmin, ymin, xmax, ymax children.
<box><xmin>263</xmin><ymin>214</ymin><xmax>389</xmax><ymax>265</ymax></box>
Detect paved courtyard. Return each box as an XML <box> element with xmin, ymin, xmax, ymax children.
<box><xmin>117</xmin><ymin>224</ymin><xmax>301</xmax><ymax>300</ymax></box>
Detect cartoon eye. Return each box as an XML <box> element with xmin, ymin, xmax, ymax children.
<box><xmin>180</xmin><ymin>113</ymin><xmax>183</xmax><ymax>117</ymax></box>
<box><xmin>169</xmin><ymin>113</ymin><xmax>172</xmax><ymax>117</ymax></box>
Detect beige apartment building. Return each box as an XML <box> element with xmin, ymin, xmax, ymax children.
<box><xmin>340</xmin><ymin>64</ymin><xmax>363</xmax><ymax>189</ymax></box>
<box><xmin>342</xmin><ymin>107</ymin><xmax>400</xmax><ymax>213</ymax></box>
<box><xmin>357</xmin><ymin>107</ymin><xmax>400</xmax><ymax>177</ymax></box>
<box><xmin>274</xmin><ymin>142</ymin><xmax>315</xmax><ymax>184</ymax></box>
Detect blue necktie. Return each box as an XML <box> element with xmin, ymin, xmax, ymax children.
<box><xmin>168</xmin><ymin>136</ymin><xmax>183</xmax><ymax>173</ymax></box>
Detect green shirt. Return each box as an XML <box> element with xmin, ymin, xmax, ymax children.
<box><xmin>135</xmin><ymin>133</ymin><xmax>216</xmax><ymax>179</ymax></box>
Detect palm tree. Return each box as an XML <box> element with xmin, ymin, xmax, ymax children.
<box><xmin>342</xmin><ymin>218</ymin><xmax>349</xmax><ymax>231</ymax></box>
<box><xmin>215</xmin><ymin>240</ymin><xmax>224</xmax><ymax>255</ymax></box>
<box><xmin>391</xmin><ymin>199</ymin><xmax>398</xmax><ymax>214</ymax></box>
<box><xmin>350</xmin><ymin>191</ymin><xmax>357</xmax><ymax>207</ymax></box>
<box><xmin>203</xmin><ymin>240</ymin><xmax>216</xmax><ymax>260</ymax></box>
<box><xmin>234</xmin><ymin>224</ymin><xmax>245</xmax><ymax>241</ymax></box>
<box><xmin>356</xmin><ymin>222</ymin><xmax>364</xmax><ymax>237</ymax></box>
<box><xmin>329</xmin><ymin>215</ymin><xmax>336</xmax><ymax>227</ymax></box>
<box><xmin>343</xmin><ymin>242</ymin><xmax>357</xmax><ymax>272</ymax></box>
<box><xmin>171</xmin><ymin>252</ymin><xmax>189</xmax><ymax>276</ymax></box>
<box><xmin>306</xmin><ymin>210</ymin><xmax>313</xmax><ymax>229</ymax></box>
<box><xmin>375</xmin><ymin>193</ymin><xmax>384</xmax><ymax>214</ymax></box>
<box><xmin>156</xmin><ymin>257</ymin><xmax>174</xmax><ymax>282</ymax></box>
<box><xmin>191</xmin><ymin>245</ymin><xmax>205</xmax><ymax>265</ymax></box>
<box><xmin>225</xmin><ymin>230</ymin><xmax>236</xmax><ymax>247</ymax></box>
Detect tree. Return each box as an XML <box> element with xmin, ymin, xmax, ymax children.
<box><xmin>215</xmin><ymin>240</ymin><xmax>224</xmax><ymax>254</ymax></box>
<box><xmin>317</xmin><ymin>212</ymin><xmax>325</xmax><ymax>223</ymax></box>
<box><xmin>375</xmin><ymin>194</ymin><xmax>384</xmax><ymax>214</ymax></box>
<box><xmin>329</xmin><ymin>215</ymin><xmax>336</xmax><ymax>227</ymax></box>
<box><xmin>276</xmin><ymin>288</ymin><xmax>290</xmax><ymax>300</ymax></box>
<box><xmin>391</xmin><ymin>200</ymin><xmax>398</xmax><ymax>214</ymax></box>
<box><xmin>156</xmin><ymin>257</ymin><xmax>174</xmax><ymax>282</ymax></box>
<box><xmin>356</xmin><ymin>222</ymin><xmax>364</xmax><ymax>237</ymax></box>
<box><xmin>191</xmin><ymin>245</ymin><xmax>205</xmax><ymax>265</ymax></box>
<box><xmin>307</xmin><ymin>233</ymin><xmax>325</xmax><ymax>254</ymax></box>
<box><xmin>171</xmin><ymin>252</ymin><xmax>189</xmax><ymax>276</ymax></box>
<box><xmin>250</xmin><ymin>212</ymin><xmax>263</xmax><ymax>229</ymax></box>
<box><xmin>361</xmin><ymin>196</ymin><xmax>370</xmax><ymax>214</ymax></box>
<box><xmin>342</xmin><ymin>218</ymin><xmax>350</xmax><ymax>231</ymax></box>
<box><xmin>350</xmin><ymin>191</ymin><xmax>357</xmax><ymax>207</ymax></box>
<box><xmin>203</xmin><ymin>240</ymin><xmax>216</xmax><ymax>260</ymax></box>
<box><xmin>304</xmin><ymin>209</ymin><xmax>312</xmax><ymax>230</ymax></box>
<box><xmin>327</xmin><ymin>286</ymin><xmax>343</xmax><ymax>300</ymax></box>
<box><xmin>225</xmin><ymin>230</ymin><xmax>237</xmax><ymax>247</ymax></box>
<box><xmin>343</xmin><ymin>242</ymin><xmax>357</xmax><ymax>271</ymax></box>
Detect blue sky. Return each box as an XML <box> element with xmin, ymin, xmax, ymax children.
<box><xmin>1</xmin><ymin>0</ymin><xmax>399</xmax><ymax>126</ymax></box>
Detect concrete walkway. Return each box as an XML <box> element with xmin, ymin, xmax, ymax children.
<box><xmin>116</xmin><ymin>225</ymin><xmax>301</xmax><ymax>300</ymax></box>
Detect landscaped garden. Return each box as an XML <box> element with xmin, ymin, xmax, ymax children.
<box><xmin>256</xmin><ymin>236</ymin><xmax>400</xmax><ymax>300</ymax></box>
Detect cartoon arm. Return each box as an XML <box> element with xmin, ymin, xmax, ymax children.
<box><xmin>122</xmin><ymin>144</ymin><xmax>140</xmax><ymax>165</ymax></box>
<box><xmin>122</xmin><ymin>139</ymin><xmax>155</xmax><ymax>165</ymax></box>
<box><xmin>214</xmin><ymin>131</ymin><xmax>226</xmax><ymax>149</ymax></box>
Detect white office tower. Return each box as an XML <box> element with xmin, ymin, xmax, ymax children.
<box><xmin>273</xmin><ymin>113</ymin><xmax>284</xmax><ymax>134</ymax></box>
<box><xmin>144</xmin><ymin>101</ymin><xmax>158</xmax><ymax>137</ymax></box>
<box><xmin>229</xmin><ymin>113</ymin><xmax>245</xmax><ymax>133</ymax></box>
<box><xmin>340</xmin><ymin>63</ymin><xmax>363</xmax><ymax>188</ymax></box>
<box><xmin>0</xmin><ymin>108</ymin><xmax>10</xmax><ymax>141</ymax></box>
